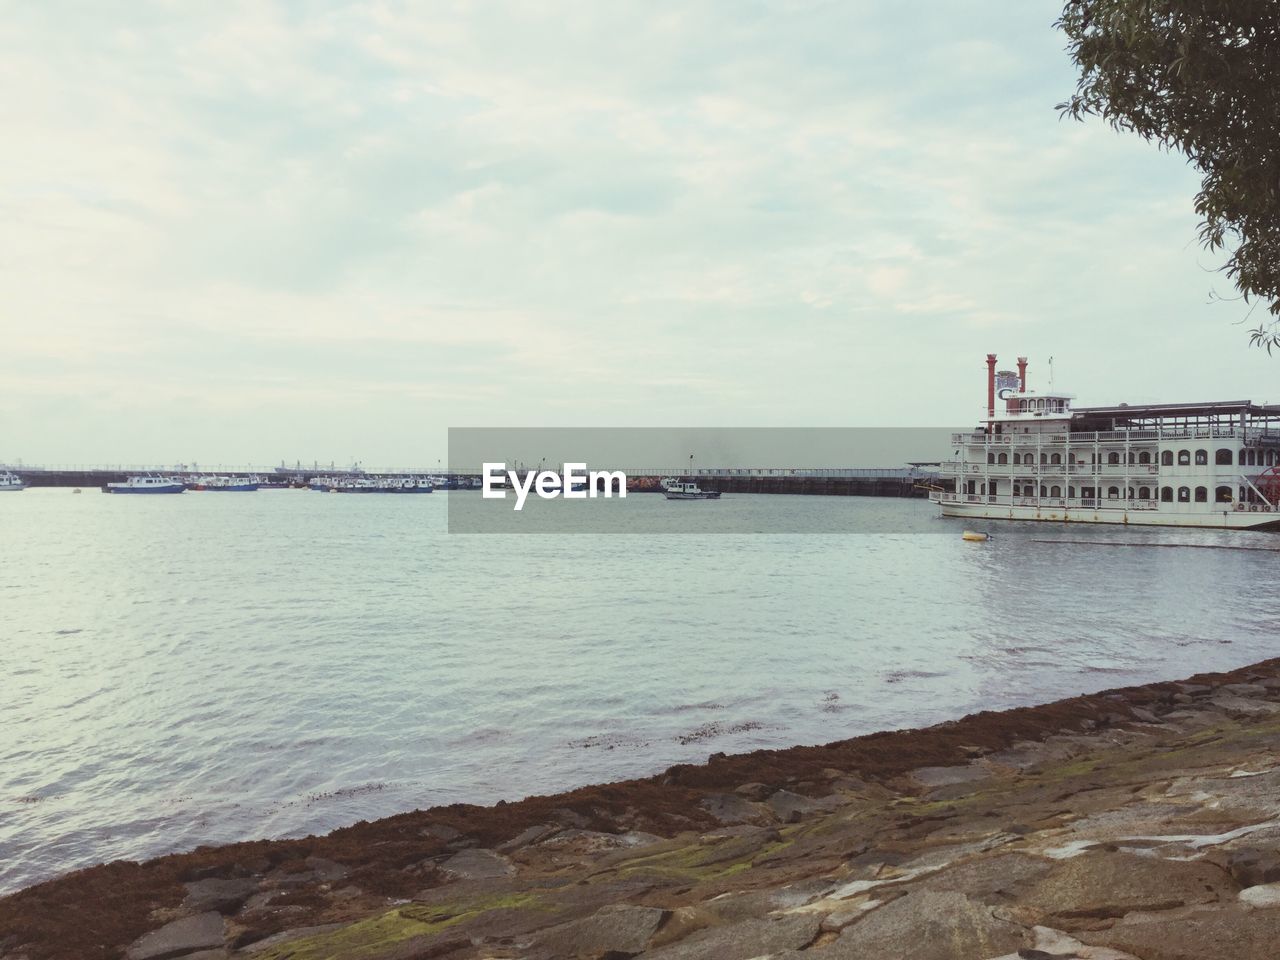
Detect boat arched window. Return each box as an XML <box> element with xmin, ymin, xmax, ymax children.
<box><xmin>1177</xmin><ymin>450</ymin><xmax>1190</xmax><ymax>466</ymax></box>
<box><xmin>1040</xmin><ymin>484</ymin><xmax>1048</xmax><ymax>497</ymax></box>
<box><xmin>1215</xmin><ymin>449</ymin><xmax>1233</xmax><ymax>466</ymax></box>
<box><xmin>1040</xmin><ymin>452</ymin><xmax>1048</xmax><ymax>464</ymax></box>
<box><xmin>1107</xmin><ymin>486</ymin><xmax>1120</xmax><ymax>499</ymax></box>
<box><xmin>1138</xmin><ymin>486</ymin><xmax>1150</xmax><ymax>500</ymax></box>
<box><xmin>997</xmin><ymin>452</ymin><xmax>1008</xmax><ymax>464</ymax></box>
<box><xmin>1194</xmin><ymin>486</ymin><xmax>1208</xmax><ymax>502</ymax></box>
<box><xmin>1050</xmin><ymin>485</ymin><xmax>1061</xmax><ymax>497</ymax></box>
<box><xmin>1195</xmin><ymin>449</ymin><xmax>1208</xmax><ymax>465</ymax></box>
<box><xmin>1107</xmin><ymin>452</ymin><xmax>1120</xmax><ymax>465</ymax></box>
<box><xmin>1216</xmin><ymin>486</ymin><xmax>1233</xmax><ymax>503</ymax></box>
<box><xmin>1161</xmin><ymin>451</ymin><xmax>1174</xmax><ymax>466</ymax></box>
<box><xmin>1178</xmin><ymin>486</ymin><xmax>1190</xmax><ymax>502</ymax></box>
<box><xmin>1240</xmin><ymin>449</ymin><xmax>1248</xmax><ymax>465</ymax></box>
<box><xmin>1161</xmin><ymin>486</ymin><xmax>1173</xmax><ymax>502</ymax></box>
<box><xmin>1248</xmin><ymin>449</ymin><xmax>1257</xmax><ymax>466</ymax></box>
<box><xmin>988</xmin><ymin>452</ymin><xmax>995</xmax><ymax>464</ymax></box>
<box><xmin>1127</xmin><ymin>451</ymin><xmax>1135</xmax><ymax>464</ymax></box>
<box><xmin>1068</xmin><ymin>453</ymin><xmax>1077</xmax><ymax>464</ymax></box>
<box><xmin>1138</xmin><ymin>451</ymin><xmax>1151</xmax><ymax>464</ymax></box>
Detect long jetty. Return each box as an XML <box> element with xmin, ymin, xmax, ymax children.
<box><xmin>3</xmin><ymin>464</ymin><xmax>946</xmax><ymax>498</ymax></box>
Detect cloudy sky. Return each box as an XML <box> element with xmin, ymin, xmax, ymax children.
<box><xmin>2</xmin><ymin>1</ymin><xmax>1272</xmax><ymax>467</ymax></box>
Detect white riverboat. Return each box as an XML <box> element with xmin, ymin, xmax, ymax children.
<box><xmin>931</xmin><ymin>354</ymin><xmax>1280</xmax><ymax>529</ymax></box>
<box><xmin>0</xmin><ymin>471</ymin><xmax>27</xmax><ymax>491</ymax></box>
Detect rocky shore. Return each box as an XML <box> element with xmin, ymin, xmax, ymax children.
<box><xmin>6</xmin><ymin>660</ymin><xmax>1280</xmax><ymax>960</ymax></box>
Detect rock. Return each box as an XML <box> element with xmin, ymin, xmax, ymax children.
<box><xmin>1220</xmin><ymin>683</ymin><xmax>1269</xmax><ymax>697</ymax></box>
<box><xmin>829</xmin><ymin>890</ymin><xmax>1029</xmax><ymax>960</ymax></box>
<box><xmin>699</xmin><ymin>793</ymin><xmax>775</xmax><ymax>826</ymax></box>
<box><xmin>734</xmin><ymin>782</ymin><xmax>771</xmax><ymax>801</ymax></box>
<box><xmin>438</xmin><ymin>848</ymin><xmax>515</xmax><ymax>880</ymax></box>
<box><xmin>303</xmin><ymin>856</ymin><xmax>349</xmax><ymax>883</ymax></box>
<box><xmin>1239</xmin><ymin>882</ymin><xmax>1280</xmax><ymax>908</ymax></box>
<box><xmin>639</xmin><ymin>913</ymin><xmax>822</xmax><ymax>960</ymax></box>
<box><xmin>531</xmin><ymin>904</ymin><xmax>669</xmax><ymax>957</ymax></box>
<box><xmin>125</xmin><ymin>912</ymin><xmax>226</xmax><ymax>960</ymax></box>
<box><xmin>916</xmin><ymin>852</ymin><xmax>1054</xmax><ymax>902</ymax></box>
<box><xmin>1021</xmin><ymin>852</ymin><xmax>1235</xmax><ymax>924</ymax></box>
<box><xmin>498</xmin><ymin>823</ymin><xmax>560</xmax><ymax>852</ymax></box>
<box><xmin>420</xmin><ymin>823</ymin><xmax>463</xmax><ymax>843</ymax></box>
<box><xmin>910</xmin><ymin>764</ymin><xmax>991</xmax><ymax>788</ymax></box>
<box><xmin>240</xmin><ymin>924</ymin><xmax>346</xmax><ymax>954</ymax></box>
<box><xmin>766</xmin><ymin>790</ymin><xmax>820</xmax><ymax>822</ymax></box>
<box><xmin>1080</xmin><ymin>908</ymin><xmax>1280</xmax><ymax>960</ymax></box>
<box><xmin>1207</xmin><ymin>694</ymin><xmax>1280</xmax><ymax>717</ymax></box>
<box><xmin>1130</xmin><ymin>707</ymin><xmax>1162</xmax><ymax>723</ymax></box>
<box><xmin>1226</xmin><ymin>848</ymin><xmax>1280</xmax><ymax>887</ymax></box>
<box><xmin>182</xmin><ymin>877</ymin><xmax>258</xmax><ymax>914</ymax></box>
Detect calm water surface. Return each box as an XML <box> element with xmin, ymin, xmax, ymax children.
<box><xmin>2</xmin><ymin>489</ymin><xmax>1278</xmax><ymax>892</ymax></box>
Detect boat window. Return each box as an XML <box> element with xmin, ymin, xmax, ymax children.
<box><xmin>1107</xmin><ymin>486</ymin><xmax>1119</xmax><ymax>499</ymax></box>
<box><xmin>1161</xmin><ymin>486</ymin><xmax>1173</xmax><ymax>502</ymax></box>
<box><xmin>1040</xmin><ymin>453</ymin><xmax>1048</xmax><ymax>464</ymax></box>
<box><xmin>1177</xmin><ymin>450</ymin><xmax>1191</xmax><ymax>466</ymax></box>
<box><xmin>1178</xmin><ymin>486</ymin><xmax>1190</xmax><ymax>502</ymax></box>
<box><xmin>1216</xmin><ymin>486</ymin><xmax>1233</xmax><ymax>503</ymax></box>
<box><xmin>987</xmin><ymin>452</ymin><xmax>995</xmax><ymax>464</ymax></box>
<box><xmin>1107</xmin><ymin>452</ymin><xmax>1120</xmax><ymax>465</ymax></box>
<box><xmin>1050</xmin><ymin>452</ymin><xmax>1061</xmax><ymax>465</ymax></box>
<box><xmin>1012</xmin><ymin>452</ymin><xmax>1020</xmax><ymax>465</ymax></box>
<box><xmin>1247</xmin><ymin>449</ymin><xmax>1257</xmax><ymax>466</ymax></box>
<box><xmin>1195</xmin><ymin>449</ymin><xmax>1208</xmax><ymax>465</ymax></box>
<box><xmin>1161</xmin><ymin>451</ymin><xmax>1173</xmax><ymax>466</ymax></box>
<box><xmin>1194</xmin><ymin>486</ymin><xmax>1207</xmax><ymax>502</ymax></box>
<box><xmin>1215</xmin><ymin>449</ymin><xmax>1233</xmax><ymax>466</ymax></box>
<box><xmin>997</xmin><ymin>452</ymin><xmax>1008</xmax><ymax>464</ymax></box>
<box><xmin>1050</xmin><ymin>485</ymin><xmax>1061</xmax><ymax>497</ymax></box>
<box><xmin>1139</xmin><ymin>451</ymin><xmax>1151</xmax><ymax>464</ymax></box>
<box><xmin>1138</xmin><ymin>486</ymin><xmax>1151</xmax><ymax>499</ymax></box>
<box><xmin>1068</xmin><ymin>453</ymin><xmax>1076</xmax><ymax>464</ymax></box>
<box><xmin>1040</xmin><ymin>485</ymin><xmax>1047</xmax><ymax>497</ymax></box>
<box><xmin>1069</xmin><ymin>486</ymin><xmax>1076</xmax><ymax>498</ymax></box>
<box><xmin>1240</xmin><ymin>449</ymin><xmax>1248</xmax><ymax>465</ymax></box>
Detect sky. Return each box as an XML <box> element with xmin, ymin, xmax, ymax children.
<box><xmin>2</xmin><ymin>1</ymin><xmax>1274</xmax><ymax>468</ymax></box>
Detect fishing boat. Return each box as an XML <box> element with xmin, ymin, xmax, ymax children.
<box><xmin>105</xmin><ymin>475</ymin><xmax>186</xmax><ymax>495</ymax></box>
<box><xmin>663</xmin><ymin>480</ymin><xmax>721</xmax><ymax>500</ymax></box>
<box><xmin>932</xmin><ymin>354</ymin><xmax>1280</xmax><ymax>529</ymax></box>
<box><xmin>314</xmin><ymin>475</ymin><xmax>434</xmax><ymax>493</ymax></box>
<box><xmin>0</xmin><ymin>471</ymin><xmax>26</xmax><ymax>491</ymax></box>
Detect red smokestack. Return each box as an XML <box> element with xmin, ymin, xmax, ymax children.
<box><xmin>1017</xmin><ymin>357</ymin><xmax>1028</xmax><ymax>393</ymax></box>
<box><xmin>986</xmin><ymin>353</ymin><xmax>997</xmax><ymax>419</ymax></box>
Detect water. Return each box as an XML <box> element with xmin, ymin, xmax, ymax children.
<box><xmin>2</xmin><ymin>488</ymin><xmax>1278</xmax><ymax>893</ymax></box>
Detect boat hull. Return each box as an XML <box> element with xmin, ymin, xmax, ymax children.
<box><xmin>937</xmin><ymin>499</ymin><xmax>1280</xmax><ymax>530</ymax></box>
<box><xmin>664</xmin><ymin>491</ymin><xmax>721</xmax><ymax>500</ymax></box>
<box><xmin>0</xmin><ymin>485</ymin><xmax>26</xmax><ymax>492</ymax></box>
<box><xmin>106</xmin><ymin>485</ymin><xmax>185</xmax><ymax>494</ymax></box>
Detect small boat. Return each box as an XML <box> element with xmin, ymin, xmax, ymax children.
<box><xmin>191</xmin><ymin>475</ymin><xmax>260</xmax><ymax>491</ymax></box>
<box><xmin>961</xmin><ymin>530</ymin><xmax>990</xmax><ymax>542</ymax></box>
<box><xmin>0</xmin><ymin>471</ymin><xmax>27</xmax><ymax>491</ymax></box>
<box><xmin>105</xmin><ymin>475</ymin><xmax>186</xmax><ymax>494</ymax></box>
<box><xmin>664</xmin><ymin>480</ymin><xmax>721</xmax><ymax>500</ymax></box>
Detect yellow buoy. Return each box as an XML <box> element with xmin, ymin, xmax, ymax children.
<box><xmin>961</xmin><ymin>530</ymin><xmax>989</xmax><ymax>542</ymax></box>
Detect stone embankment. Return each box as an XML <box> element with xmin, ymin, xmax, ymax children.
<box><xmin>6</xmin><ymin>660</ymin><xmax>1280</xmax><ymax>959</ymax></box>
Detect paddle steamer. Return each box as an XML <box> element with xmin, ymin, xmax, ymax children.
<box><xmin>932</xmin><ymin>355</ymin><xmax>1280</xmax><ymax>529</ymax></box>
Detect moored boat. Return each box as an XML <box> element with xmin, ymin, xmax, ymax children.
<box><xmin>191</xmin><ymin>475</ymin><xmax>261</xmax><ymax>491</ymax></box>
<box><xmin>106</xmin><ymin>475</ymin><xmax>186</xmax><ymax>495</ymax></box>
<box><xmin>932</xmin><ymin>353</ymin><xmax>1280</xmax><ymax>529</ymax></box>
<box><xmin>663</xmin><ymin>480</ymin><xmax>721</xmax><ymax>500</ymax></box>
<box><xmin>0</xmin><ymin>471</ymin><xmax>27</xmax><ymax>491</ymax></box>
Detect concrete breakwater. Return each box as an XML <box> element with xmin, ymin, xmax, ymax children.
<box><xmin>6</xmin><ymin>660</ymin><xmax>1280</xmax><ymax>959</ymax></box>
